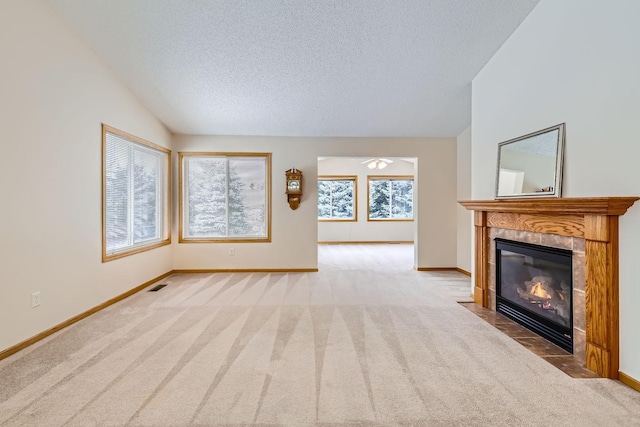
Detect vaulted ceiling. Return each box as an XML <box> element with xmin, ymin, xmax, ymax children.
<box><xmin>47</xmin><ymin>0</ymin><xmax>540</xmax><ymax>137</ymax></box>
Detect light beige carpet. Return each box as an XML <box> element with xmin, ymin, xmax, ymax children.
<box><xmin>1</xmin><ymin>244</ymin><xmax>639</xmax><ymax>426</ymax></box>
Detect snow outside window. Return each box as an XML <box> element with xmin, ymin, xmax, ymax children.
<box><xmin>368</xmin><ymin>176</ymin><xmax>414</xmax><ymax>220</ymax></box>
<box><xmin>317</xmin><ymin>177</ymin><xmax>357</xmax><ymax>221</ymax></box>
<box><xmin>180</xmin><ymin>153</ymin><xmax>271</xmax><ymax>242</ymax></box>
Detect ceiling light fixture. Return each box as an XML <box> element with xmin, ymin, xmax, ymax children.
<box><xmin>362</xmin><ymin>158</ymin><xmax>393</xmax><ymax>170</ymax></box>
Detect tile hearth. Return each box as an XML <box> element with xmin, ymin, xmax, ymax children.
<box><xmin>461</xmin><ymin>302</ymin><xmax>599</xmax><ymax>378</ymax></box>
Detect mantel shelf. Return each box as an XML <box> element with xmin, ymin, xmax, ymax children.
<box><xmin>459</xmin><ymin>197</ymin><xmax>639</xmax><ymax>216</ymax></box>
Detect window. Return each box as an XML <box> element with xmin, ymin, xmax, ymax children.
<box><xmin>368</xmin><ymin>176</ymin><xmax>414</xmax><ymax>220</ymax></box>
<box><xmin>180</xmin><ymin>153</ymin><xmax>271</xmax><ymax>242</ymax></box>
<box><xmin>318</xmin><ymin>176</ymin><xmax>357</xmax><ymax>221</ymax></box>
<box><xmin>102</xmin><ymin>125</ymin><xmax>170</xmax><ymax>262</ymax></box>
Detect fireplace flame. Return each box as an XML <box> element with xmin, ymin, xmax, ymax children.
<box><xmin>530</xmin><ymin>282</ymin><xmax>552</xmax><ymax>300</ymax></box>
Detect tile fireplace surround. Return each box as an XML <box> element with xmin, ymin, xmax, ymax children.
<box><xmin>459</xmin><ymin>197</ymin><xmax>638</xmax><ymax>379</ymax></box>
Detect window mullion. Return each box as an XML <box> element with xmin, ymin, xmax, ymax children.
<box><xmin>391</xmin><ymin>181</ymin><xmax>394</xmax><ymax>218</ymax></box>
<box><xmin>156</xmin><ymin>153</ymin><xmax>162</xmax><ymax>240</ymax></box>
<box><xmin>329</xmin><ymin>182</ymin><xmax>334</xmax><ymax>219</ymax></box>
<box><xmin>183</xmin><ymin>158</ymin><xmax>188</xmax><ymax>237</ymax></box>
<box><xmin>225</xmin><ymin>158</ymin><xmax>230</xmax><ymax>237</ymax></box>
<box><xmin>128</xmin><ymin>145</ymin><xmax>135</xmax><ymax>246</ymax></box>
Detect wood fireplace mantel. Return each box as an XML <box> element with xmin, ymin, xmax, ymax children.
<box><xmin>459</xmin><ymin>197</ymin><xmax>638</xmax><ymax>379</ymax></box>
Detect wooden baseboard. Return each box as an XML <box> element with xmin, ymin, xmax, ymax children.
<box><xmin>0</xmin><ymin>270</ymin><xmax>174</xmax><ymax>362</ymax></box>
<box><xmin>619</xmin><ymin>371</ymin><xmax>640</xmax><ymax>393</ymax></box>
<box><xmin>173</xmin><ymin>268</ymin><xmax>318</xmax><ymax>273</ymax></box>
<box><xmin>456</xmin><ymin>268</ymin><xmax>472</xmax><ymax>276</ymax></box>
<box><xmin>318</xmin><ymin>241</ymin><xmax>413</xmax><ymax>245</ymax></box>
<box><xmin>415</xmin><ymin>267</ymin><xmax>471</xmax><ymax>277</ymax></box>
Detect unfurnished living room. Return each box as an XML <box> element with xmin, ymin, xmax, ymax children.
<box><xmin>2</xmin><ymin>1</ymin><xmax>640</xmax><ymax>426</ymax></box>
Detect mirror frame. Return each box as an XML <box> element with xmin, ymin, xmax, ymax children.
<box><xmin>495</xmin><ymin>123</ymin><xmax>565</xmax><ymax>199</ymax></box>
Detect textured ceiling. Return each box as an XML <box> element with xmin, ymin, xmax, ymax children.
<box><xmin>47</xmin><ymin>0</ymin><xmax>540</xmax><ymax>137</ymax></box>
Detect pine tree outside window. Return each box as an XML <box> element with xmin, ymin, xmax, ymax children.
<box><xmin>318</xmin><ymin>176</ymin><xmax>357</xmax><ymax>221</ymax></box>
<box><xmin>180</xmin><ymin>153</ymin><xmax>271</xmax><ymax>242</ymax></box>
<box><xmin>367</xmin><ymin>176</ymin><xmax>414</xmax><ymax>221</ymax></box>
<box><xmin>102</xmin><ymin>125</ymin><xmax>171</xmax><ymax>262</ymax></box>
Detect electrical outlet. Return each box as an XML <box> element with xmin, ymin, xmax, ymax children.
<box><xmin>228</xmin><ymin>248</ymin><xmax>235</xmax><ymax>256</ymax></box>
<box><xmin>31</xmin><ymin>291</ymin><xmax>41</xmax><ymax>308</ymax></box>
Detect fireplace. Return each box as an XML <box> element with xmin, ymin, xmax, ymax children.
<box><xmin>495</xmin><ymin>239</ymin><xmax>572</xmax><ymax>352</ymax></box>
<box><xmin>459</xmin><ymin>197</ymin><xmax>639</xmax><ymax>379</ymax></box>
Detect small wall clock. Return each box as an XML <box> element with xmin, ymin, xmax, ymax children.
<box><xmin>285</xmin><ymin>168</ymin><xmax>302</xmax><ymax>210</ymax></box>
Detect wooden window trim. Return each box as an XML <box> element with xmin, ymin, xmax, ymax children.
<box><xmin>317</xmin><ymin>175</ymin><xmax>358</xmax><ymax>222</ymax></box>
<box><xmin>101</xmin><ymin>124</ymin><xmax>171</xmax><ymax>262</ymax></box>
<box><xmin>179</xmin><ymin>152</ymin><xmax>272</xmax><ymax>243</ymax></box>
<box><xmin>367</xmin><ymin>175</ymin><xmax>415</xmax><ymax>222</ymax></box>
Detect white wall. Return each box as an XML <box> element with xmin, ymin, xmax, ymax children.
<box><xmin>172</xmin><ymin>136</ymin><xmax>457</xmax><ymax>270</ymax></box>
<box><xmin>317</xmin><ymin>157</ymin><xmax>415</xmax><ymax>243</ymax></box>
<box><xmin>472</xmin><ymin>0</ymin><xmax>640</xmax><ymax>380</ymax></box>
<box><xmin>456</xmin><ymin>127</ymin><xmax>472</xmax><ymax>273</ymax></box>
<box><xmin>0</xmin><ymin>0</ymin><xmax>173</xmax><ymax>352</ymax></box>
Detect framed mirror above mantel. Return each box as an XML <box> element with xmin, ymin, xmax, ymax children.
<box><xmin>459</xmin><ymin>197</ymin><xmax>639</xmax><ymax>379</ymax></box>
<box><xmin>495</xmin><ymin>123</ymin><xmax>565</xmax><ymax>199</ymax></box>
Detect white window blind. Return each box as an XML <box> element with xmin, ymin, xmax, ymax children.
<box><xmin>104</xmin><ymin>128</ymin><xmax>169</xmax><ymax>258</ymax></box>
<box><xmin>181</xmin><ymin>154</ymin><xmax>270</xmax><ymax>241</ymax></box>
